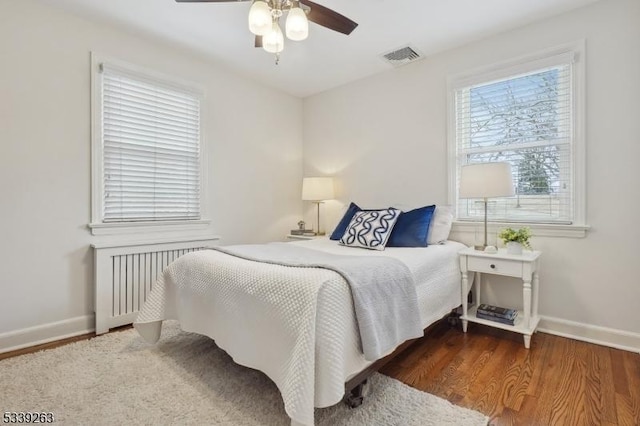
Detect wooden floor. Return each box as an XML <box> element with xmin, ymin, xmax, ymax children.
<box><xmin>381</xmin><ymin>321</ymin><xmax>640</xmax><ymax>426</ymax></box>
<box><xmin>0</xmin><ymin>325</ymin><xmax>131</xmax><ymax>361</ymax></box>
<box><xmin>2</xmin><ymin>322</ymin><xmax>638</xmax><ymax>425</ymax></box>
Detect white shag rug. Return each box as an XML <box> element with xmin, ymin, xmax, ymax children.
<box><xmin>0</xmin><ymin>321</ymin><xmax>488</xmax><ymax>426</ymax></box>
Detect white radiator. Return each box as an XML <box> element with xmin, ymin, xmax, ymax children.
<box><xmin>92</xmin><ymin>236</ymin><xmax>219</xmax><ymax>334</ymax></box>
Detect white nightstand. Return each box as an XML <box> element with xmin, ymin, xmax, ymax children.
<box><xmin>459</xmin><ymin>246</ymin><xmax>542</xmax><ymax>348</ymax></box>
<box><xmin>285</xmin><ymin>234</ymin><xmax>325</xmax><ymax>241</ymax></box>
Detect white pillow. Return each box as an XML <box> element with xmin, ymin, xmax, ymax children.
<box><xmin>427</xmin><ymin>205</ymin><xmax>454</xmax><ymax>245</ymax></box>
<box><xmin>339</xmin><ymin>208</ymin><xmax>400</xmax><ymax>251</ymax></box>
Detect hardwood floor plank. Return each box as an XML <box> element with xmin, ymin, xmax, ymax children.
<box><xmin>615</xmin><ymin>393</ymin><xmax>638</xmax><ymax>426</ymax></box>
<box><xmin>562</xmin><ymin>340</ymin><xmax>589</xmax><ymax>426</ymax></box>
<box><xmin>385</xmin><ymin>332</ymin><xmax>458</xmax><ymax>387</ymax></box>
<box><xmin>503</xmin><ymin>332</ymin><xmax>546</xmax><ymax>411</ymax></box>
<box><xmin>445</xmin><ymin>335</ymin><xmax>499</xmax><ymax>399</ymax></box>
<box><xmin>462</xmin><ymin>338</ymin><xmax>516</xmax><ymax>419</ymax></box>
<box><xmin>492</xmin><ymin>407</ymin><xmax>519</xmax><ymax>426</ymax></box>
<box><xmin>384</xmin><ymin>323</ymin><xmax>451</xmax><ymax>376</ymax></box>
<box><xmin>611</xmin><ymin>348</ymin><xmax>630</xmax><ymax>396</ymax></box>
<box><xmin>585</xmin><ymin>344</ymin><xmax>617</xmax><ymax>424</ymax></box>
<box><xmin>496</xmin><ymin>340</ymin><xmax>531</xmax><ymax>412</ymax></box>
<box><xmin>525</xmin><ymin>331</ymin><xmax>553</xmax><ymax>397</ymax></box>
<box><xmin>621</xmin><ymin>350</ymin><xmax>640</xmax><ymax>425</ymax></box>
<box><xmin>423</xmin><ymin>345</ymin><xmax>466</xmax><ymax>395</ymax></box>
<box><xmin>546</xmin><ymin>338</ymin><xmax>592</xmax><ymax>425</ymax></box>
<box><xmin>413</xmin><ymin>329</ymin><xmax>466</xmax><ymax>392</ymax></box>
<box><xmin>418</xmin><ymin>328</ymin><xmax>483</xmax><ymax>395</ymax></box>
<box><xmin>529</xmin><ymin>335</ymin><xmax>572</xmax><ymax>425</ymax></box>
<box><xmin>517</xmin><ymin>395</ymin><xmax>545</xmax><ymax>426</ymax></box>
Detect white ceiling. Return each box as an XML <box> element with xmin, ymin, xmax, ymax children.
<box><xmin>38</xmin><ymin>0</ymin><xmax>598</xmax><ymax>98</ymax></box>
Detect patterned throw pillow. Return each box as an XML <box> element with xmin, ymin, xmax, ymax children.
<box><xmin>339</xmin><ymin>208</ymin><xmax>401</xmax><ymax>250</ymax></box>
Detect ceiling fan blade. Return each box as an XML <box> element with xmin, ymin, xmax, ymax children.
<box><xmin>175</xmin><ymin>0</ymin><xmax>357</xmax><ymax>35</ymax></box>
<box><xmin>255</xmin><ymin>35</ymin><xmax>263</xmax><ymax>48</ymax></box>
<box><xmin>175</xmin><ymin>0</ymin><xmax>250</xmax><ymax>3</ymax></box>
<box><xmin>299</xmin><ymin>0</ymin><xmax>358</xmax><ymax>35</ymax></box>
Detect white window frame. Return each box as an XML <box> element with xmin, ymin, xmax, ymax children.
<box><xmin>447</xmin><ymin>41</ymin><xmax>588</xmax><ymax>238</ymax></box>
<box><xmin>89</xmin><ymin>53</ymin><xmax>209</xmax><ymax>236</ymax></box>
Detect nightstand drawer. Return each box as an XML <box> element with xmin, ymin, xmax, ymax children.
<box><xmin>467</xmin><ymin>256</ymin><xmax>522</xmax><ymax>277</ymax></box>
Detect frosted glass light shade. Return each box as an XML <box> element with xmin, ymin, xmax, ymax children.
<box><xmin>286</xmin><ymin>7</ymin><xmax>308</xmax><ymax>41</ymax></box>
<box><xmin>459</xmin><ymin>162</ymin><xmax>515</xmax><ymax>199</ymax></box>
<box><xmin>302</xmin><ymin>177</ymin><xmax>335</xmax><ymax>201</ymax></box>
<box><xmin>263</xmin><ymin>21</ymin><xmax>284</xmax><ymax>53</ymax></box>
<box><xmin>248</xmin><ymin>0</ymin><xmax>272</xmax><ymax>36</ymax></box>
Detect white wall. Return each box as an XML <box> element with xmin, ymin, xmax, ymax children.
<box><xmin>303</xmin><ymin>0</ymin><xmax>640</xmax><ymax>350</ymax></box>
<box><xmin>0</xmin><ymin>0</ymin><xmax>302</xmax><ymax>347</ymax></box>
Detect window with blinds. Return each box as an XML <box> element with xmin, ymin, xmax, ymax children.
<box><xmin>453</xmin><ymin>55</ymin><xmax>575</xmax><ymax>224</ymax></box>
<box><xmin>100</xmin><ymin>64</ymin><xmax>201</xmax><ymax>223</ymax></box>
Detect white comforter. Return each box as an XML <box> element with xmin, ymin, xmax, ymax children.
<box><xmin>134</xmin><ymin>238</ymin><xmax>465</xmax><ymax>426</ymax></box>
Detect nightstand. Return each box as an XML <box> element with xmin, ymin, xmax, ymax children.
<box><xmin>459</xmin><ymin>246</ymin><xmax>542</xmax><ymax>348</ymax></box>
<box><xmin>285</xmin><ymin>234</ymin><xmax>325</xmax><ymax>241</ymax></box>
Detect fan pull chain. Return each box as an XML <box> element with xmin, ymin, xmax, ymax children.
<box><xmin>275</xmin><ymin>52</ymin><xmax>280</xmax><ymax>65</ymax></box>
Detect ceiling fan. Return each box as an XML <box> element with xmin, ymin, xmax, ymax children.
<box><xmin>175</xmin><ymin>0</ymin><xmax>358</xmax><ymax>62</ymax></box>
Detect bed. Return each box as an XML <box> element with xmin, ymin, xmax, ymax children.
<box><xmin>134</xmin><ymin>237</ymin><xmax>465</xmax><ymax>426</ymax></box>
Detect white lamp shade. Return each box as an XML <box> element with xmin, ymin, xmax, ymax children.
<box><xmin>248</xmin><ymin>0</ymin><xmax>272</xmax><ymax>36</ymax></box>
<box><xmin>263</xmin><ymin>21</ymin><xmax>284</xmax><ymax>53</ymax></box>
<box><xmin>285</xmin><ymin>7</ymin><xmax>309</xmax><ymax>41</ymax></box>
<box><xmin>302</xmin><ymin>177</ymin><xmax>335</xmax><ymax>201</ymax></box>
<box><xmin>459</xmin><ymin>162</ymin><xmax>515</xmax><ymax>199</ymax></box>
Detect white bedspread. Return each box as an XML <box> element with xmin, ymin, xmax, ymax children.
<box><xmin>213</xmin><ymin>243</ymin><xmax>423</xmax><ymax>361</ymax></box>
<box><xmin>134</xmin><ymin>238</ymin><xmax>466</xmax><ymax>426</ymax></box>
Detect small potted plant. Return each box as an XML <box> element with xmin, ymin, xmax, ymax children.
<box><xmin>498</xmin><ymin>227</ymin><xmax>532</xmax><ymax>255</ymax></box>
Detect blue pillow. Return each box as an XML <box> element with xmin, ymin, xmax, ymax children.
<box><xmin>330</xmin><ymin>202</ymin><xmax>362</xmax><ymax>240</ymax></box>
<box><xmin>386</xmin><ymin>205</ymin><xmax>436</xmax><ymax>247</ymax></box>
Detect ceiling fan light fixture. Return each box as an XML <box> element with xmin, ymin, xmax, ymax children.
<box><xmin>285</xmin><ymin>5</ymin><xmax>308</xmax><ymax>41</ymax></box>
<box><xmin>263</xmin><ymin>20</ymin><xmax>284</xmax><ymax>53</ymax></box>
<box><xmin>176</xmin><ymin>0</ymin><xmax>358</xmax><ymax>63</ymax></box>
<box><xmin>248</xmin><ymin>0</ymin><xmax>272</xmax><ymax>36</ymax></box>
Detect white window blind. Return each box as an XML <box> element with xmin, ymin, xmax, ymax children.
<box><xmin>454</xmin><ymin>59</ymin><xmax>574</xmax><ymax>224</ymax></box>
<box><xmin>100</xmin><ymin>64</ymin><xmax>201</xmax><ymax>223</ymax></box>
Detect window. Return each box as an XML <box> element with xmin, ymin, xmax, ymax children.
<box><xmin>449</xmin><ymin>45</ymin><xmax>585</xmax><ymax>227</ymax></box>
<box><xmin>91</xmin><ymin>55</ymin><xmax>207</xmax><ymax>234</ymax></box>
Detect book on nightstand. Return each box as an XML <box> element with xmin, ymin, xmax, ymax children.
<box><xmin>476</xmin><ymin>311</ymin><xmax>517</xmax><ymax>326</ymax></box>
<box><xmin>477</xmin><ymin>304</ymin><xmax>518</xmax><ymax>320</ymax></box>
<box><xmin>290</xmin><ymin>229</ymin><xmax>315</xmax><ymax>236</ymax></box>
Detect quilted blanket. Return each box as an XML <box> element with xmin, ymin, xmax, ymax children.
<box><xmin>213</xmin><ymin>243</ymin><xmax>422</xmax><ymax>361</ymax></box>
<box><xmin>135</xmin><ymin>249</ymin><xmax>365</xmax><ymax>426</ymax></box>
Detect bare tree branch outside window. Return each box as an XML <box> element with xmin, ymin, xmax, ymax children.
<box><xmin>456</xmin><ymin>65</ymin><xmax>572</xmax><ymax>222</ymax></box>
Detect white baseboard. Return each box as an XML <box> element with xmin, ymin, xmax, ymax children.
<box><xmin>2</xmin><ymin>313</ymin><xmax>638</xmax><ymax>356</ymax></box>
<box><xmin>539</xmin><ymin>315</ymin><xmax>640</xmax><ymax>354</ymax></box>
<box><xmin>0</xmin><ymin>315</ymin><xmax>95</xmax><ymax>354</ymax></box>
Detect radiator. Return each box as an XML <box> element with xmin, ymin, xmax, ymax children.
<box><xmin>92</xmin><ymin>236</ymin><xmax>219</xmax><ymax>334</ymax></box>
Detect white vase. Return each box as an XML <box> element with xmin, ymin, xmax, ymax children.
<box><xmin>506</xmin><ymin>241</ymin><xmax>523</xmax><ymax>255</ymax></box>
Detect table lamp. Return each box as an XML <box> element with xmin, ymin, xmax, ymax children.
<box><xmin>459</xmin><ymin>162</ymin><xmax>515</xmax><ymax>251</ymax></box>
<box><xmin>302</xmin><ymin>177</ymin><xmax>335</xmax><ymax>236</ymax></box>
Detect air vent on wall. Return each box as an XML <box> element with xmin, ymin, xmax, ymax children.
<box><xmin>381</xmin><ymin>46</ymin><xmax>423</xmax><ymax>68</ymax></box>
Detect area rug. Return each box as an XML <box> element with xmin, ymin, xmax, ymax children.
<box><xmin>0</xmin><ymin>321</ymin><xmax>488</xmax><ymax>425</ymax></box>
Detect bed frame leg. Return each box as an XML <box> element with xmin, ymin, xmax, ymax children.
<box><xmin>344</xmin><ymin>379</ymin><xmax>367</xmax><ymax>408</ymax></box>
<box><xmin>447</xmin><ymin>309</ymin><xmax>460</xmax><ymax>327</ymax></box>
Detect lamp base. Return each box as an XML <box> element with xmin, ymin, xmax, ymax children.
<box><xmin>315</xmin><ymin>231</ymin><xmax>326</xmax><ymax>236</ymax></box>
<box><xmin>473</xmin><ymin>244</ymin><xmax>498</xmax><ymax>254</ymax></box>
